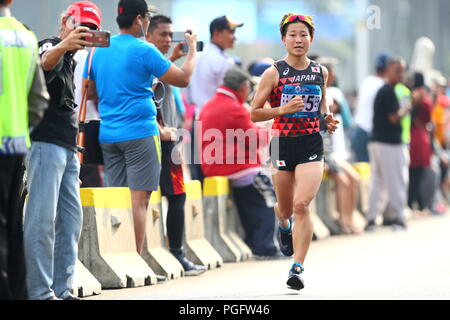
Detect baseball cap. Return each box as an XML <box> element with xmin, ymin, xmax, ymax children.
<box><xmin>223</xmin><ymin>67</ymin><xmax>251</xmax><ymax>91</ymax></box>
<box><xmin>249</xmin><ymin>61</ymin><xmax>272</xmax><ymax>77</ymax></box>
<box><xmin>210</xmin><ymin>15</ymin><xmax>243</xmax><ymax>35</ymax></box>
<box><xmin>66</xmin><ymin>1</ymin><xmax>102</xmax><ymax>29</ymax></box>
<box><xmin>375</xmin><ymin>53</ymin><xmax>390</xmax><ymax>72</ymax></box>
<box><xmin>117</xmin><ymin>0</ymin><xmax>156</xmax><ymax>17</ymax></box>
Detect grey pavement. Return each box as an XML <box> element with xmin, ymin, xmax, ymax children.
<box><xmin>87</xmin><ymin>213</ymin><xmax>450</xmax><ymax>300</ymax></box>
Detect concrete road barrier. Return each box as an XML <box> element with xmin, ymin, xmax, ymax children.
<box><xmin>141</xmin><ymin>188</ymin><xmax>184</xmax><ymax>280</ymax></box>
<box><xmin>315</xmin><ymin>171</ymin><xmax>342</xmax><ymax>235</ymax></box>
<box><xmin>183</xmin><ymin>180</ymin><xmax>223</xmax><ymax>269</ymax></box>
<box><xmin>202</xmin><ymin>177</ymin><xmax>252</xmax><ymax>263</ymax></box>
<box><xmin>72</xmin><ymin>260</ymin><xmax>102</xmax><ymax>297</ymax></box>
<box><xmin>309</xmin><ymin>196</ymin><xmax>331</xmax><ymax>240</ymax></box>
<box><xmin>78</xmin><ymin>188</ymin><xmax>157</xmax><ymax>288</ymax></box>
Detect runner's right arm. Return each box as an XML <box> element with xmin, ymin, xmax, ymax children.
<box><xmin>250</xmin><ymin>66</ymin><xmax>304</xmax><ymax>122</ymax></box>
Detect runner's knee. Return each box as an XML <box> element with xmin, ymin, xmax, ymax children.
<box><xmin>293</xmin><ymin>197</ymin><xmax>313</xmax><ymax>215</ymax></box>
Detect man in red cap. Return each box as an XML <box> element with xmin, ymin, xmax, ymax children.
<box><xmin>23</xmin><ymin>1</ymin><xmax>101</xmax><ymax>300</ymax></box>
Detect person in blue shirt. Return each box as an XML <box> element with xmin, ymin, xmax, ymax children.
<box><xmin>84</xmin><ymin>0</ymin><xmax>197</xmax><ymax>254</ymax></box>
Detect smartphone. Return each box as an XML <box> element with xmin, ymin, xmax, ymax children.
<box><xmin>181</xmin><ymin>41</ymin><xmax>204</xmax><ymax>53</ymax></box>
<box><xmin>86</xmin><ymin>30</ymin><xmax>110</xmax><ymax>47</ymax></box>
<box><xmin>172</xmin><ymin>30</ymin><xmax>191</xmax><ymax>42</ymax></box>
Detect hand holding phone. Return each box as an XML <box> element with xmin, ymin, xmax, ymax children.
<box><xmin>181</xmin><ymin>41</ymin><xmax>204</xmax><ymax>53</ymax></box>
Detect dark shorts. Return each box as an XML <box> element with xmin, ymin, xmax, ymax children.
<box><xmin>270</xmin><ymin>133</ymin><xmax>324</xmax><ymax>172</ymax></box>
<box><xmin>160</xmin><ymin>141</ymin><xmax>185</xmax><ymax>196</ymax></box>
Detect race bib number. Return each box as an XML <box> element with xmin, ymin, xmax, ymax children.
<box><xmin>281</xmin><ymin>84</ymin><xmax>322</xmax><ymax>117</ymax></box>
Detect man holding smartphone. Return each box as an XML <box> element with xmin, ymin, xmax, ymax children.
<box><xmin>146</xmin><ymin>15</ymin><xmax>206</xmax><ymax>276</ymax></box>
<box><xmin>23</xmin><ymin>1</ymin><xmax>100</xmax><ymax>300</ymax></box>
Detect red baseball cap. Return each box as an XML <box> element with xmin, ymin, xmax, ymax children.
<box><xmin>66</xmin><ymin>1</ymin><xmax>102</xmax><ymax>29</ymax></box>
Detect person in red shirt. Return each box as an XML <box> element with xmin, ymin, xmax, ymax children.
<box><xmin>408</xmin><ymin>72</ymin><xmax>434</xmax><ymax>214</ymax></box>
<box><xmin>199</xmin><ymin>67</ymin><xmax>280</xmax><ymax>259</ymax></box>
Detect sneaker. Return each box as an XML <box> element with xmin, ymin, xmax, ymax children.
<box><xmin>364</xmin><ymin>220</ymin><xmax>377</xmax><ymax>232</ymax></box>
<box><xmin>253</xmin><ymin>251</ymin><xmax>290</xmax><ymax>261</ymax></box>
<box><xmin>63</xmin><ymin>294</ymin><xmax>81</xmax><ymax>301</ymax></box>
<box><xmin>392</xmin><ymin>224</ymin><xmax>407</xmax><ymax>232</ymax></box>
<box><xmin>382</xmin><ymin>219</ymin><xmax>395</xmax><ymax>226</ymax></box>
<box><xmin>391</xmin><ymin>220</ymin><xmax>407</xmax><ymax>232</ymax></box>
<box><xmin>278</xmin><ymin>219</ymin><xmax>293</xmax><ymax>257</ymax></box>
<box><xmin>287</xmin><ymin>264</ymin><xmax>305</xmax><ymax>291</ymax></box>
<box><xmin>171</xmin><ymin>249</ymin><xmax>207</xmax><ymax>276</ymax></box>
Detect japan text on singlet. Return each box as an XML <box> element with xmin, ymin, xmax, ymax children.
<box><xmin>269</xmin><ymin>60</ymin><xmax>324</xmax><ymax>137</ymax></box>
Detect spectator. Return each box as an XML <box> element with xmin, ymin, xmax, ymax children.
<box><xmin>430</xmin><ymin>73</ymin><xmax>450</xmax><ymax>203</ymax></box>
<box><xmin>408</xmin><ymin>73</ymin><xmax>434</xmax><ymax>215</ymax></box>
<box><xmin>317</xmin><ymin>56</ymin><xmax>353</xmax><ymax>133</ymax></box>
<box><xmin>146</xmin><ymin>14</ymin><xmax>206</xmax><ymax>275</ymax></box>
<box><xmin>248</xmin><ymin>59</ymin><xmax>273</xmax><ymax>78</ymax></box>
<box><xmin>395</xmin><ymin>81</ymin><xmax>413</xmax><ymax>146</ymax></box>
<box><xmin>366</xmin><ymin>57</ymin><xmax>410</xmax><ymax>232</ymax></box>
<box><xmin>351</xmin><ymin>54</ymin><xmax>390</xmax><ymax>162</ymax></box>
<box><xmin>319</xmin><ymin>57</ymin><xmax>361</xmax><ymax>235</ymax></box>
<box><xmin>186</xmin><ymin>15</ymin><xmax>243</xmax><ymax>181</ymax></box>
<box><xmin>84</xmin><ymin>0</ymin><xmax>197</xmax><ymax>254</ymax></box>
<box><xmin>74</xmin><ymin>37</ymin><xmax>103</xmax><ymax>187</ymax></box>
<box><xmin>0</xmin><ymin>0</ymin><xmax>49</xmax><ymax>300</ymax></box>
<box><xmin>246</xmin><ymin>59</ymin><xmax>274</xmax><ymax>176</ymax></box>
<box><xmin>23</xmin><ymin>1</ymin><xmax>98</xmax><ymax>300</ymax></box>
<box><xmin>199</xmin><ymin>67</ymin><xmax>281</xmax><ymax>260</ymax></box>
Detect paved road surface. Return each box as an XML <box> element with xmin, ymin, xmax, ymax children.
<box><xmin>87</xmin><ymin>213</ymin><xmax>450</xmax><ymax>300</ymax></box>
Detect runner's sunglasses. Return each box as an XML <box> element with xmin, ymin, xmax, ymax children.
<box><xmin>282</xmin><ymin>14</ymin><xmax>315</xmax><ymax>29</ymax></box>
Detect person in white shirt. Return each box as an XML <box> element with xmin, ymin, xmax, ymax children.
<box><xmin>351</xmin><ymin>54</ymin><xmax>389</xmax><ymax>162</ymax></box>
<box><xmin>185</xmin><ymin>15</ymin><xmax>243</xmax><ymax>181</ymax></box>
<box><xmin>186</xmin><ymin>15</ymin><xmax>243</xmax><ymax>115</ymax></box>
<box><xmin>73</xmin><ymin>49</ymin><xmax>103</xmax><ymax>187</ymax></box>
<box><xmin>74</xmin><ymin>49</ymin><xmax>99</xmax><ymax>121</ymax></box>
<box><xmin>320</xmin><ymin>57</ymin><xmax>361</xmax><ymax>235</ymax></box>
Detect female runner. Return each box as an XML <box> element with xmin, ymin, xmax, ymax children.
<box><xmin>251</xmin><ymin>13</ymin><xmax>339</xmax><ymax>290</ymax></box>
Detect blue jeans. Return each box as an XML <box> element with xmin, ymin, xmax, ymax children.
<box><xmin>351</xmin><ymin>126</ymin><xmax>370</xmax><ymax>163</ymax></box>
<box><xmin>24</xmin><ymin>142</ymin><xmax>82</xmax><ymax>300</ymax></box>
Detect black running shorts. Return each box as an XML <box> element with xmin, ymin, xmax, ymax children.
<box><xmin>270</xmin><ymin>133</ymin><xmax>324</xmax><ymax>172</ymax></box>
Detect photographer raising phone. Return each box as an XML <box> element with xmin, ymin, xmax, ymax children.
<box><xmin>83</xmin><ymin>0</ymin><xmax>198</xmax><ymax>255</ymax></box>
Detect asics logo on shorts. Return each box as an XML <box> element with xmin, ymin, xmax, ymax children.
<box><xmin>309</xmin><ymin>154</ymin><xmax>318</xmax><ymax>161</ymax></box>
